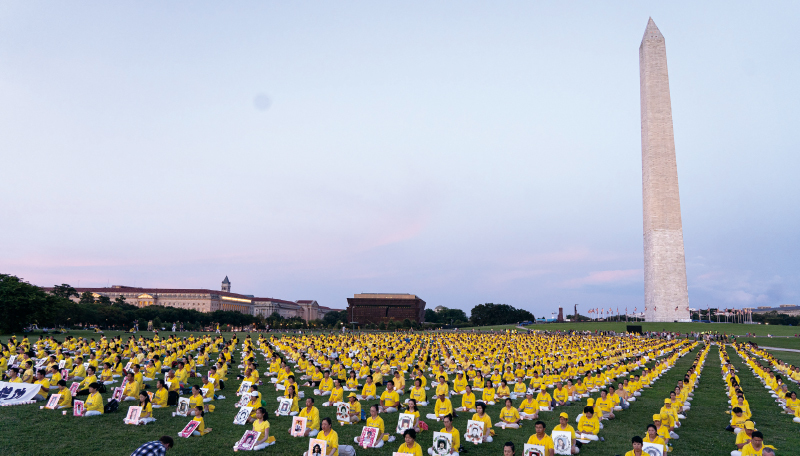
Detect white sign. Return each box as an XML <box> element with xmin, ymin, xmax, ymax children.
<box><xmin>552</xmin><ymin>430</ymin><xmax>572</xmax><ymax>455</ymax></box>
<box><xmin>0</xmin><ymin>381</ymin><xmax>41</xmax><ymax>406</ymax></box>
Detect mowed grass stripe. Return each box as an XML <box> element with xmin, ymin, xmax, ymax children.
<box><xmin>571</xmin><ymin>345</ymin><xmax>700</xmax><ymax>456</ymax></box>
<box><xmin>725</xmin><ymin>345</ymin><xmax>800</xmax><ymax>453</ymax></box>
<box><xmin>669</xmin><ymin>344</ymin><xmax>734</xmax><ymax>455</ymax></box>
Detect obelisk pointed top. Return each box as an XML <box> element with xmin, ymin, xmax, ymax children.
<box><xmin>642</xmin><ymin>17</ymin><xmax>664</xmax><ymax>42</ymax></box>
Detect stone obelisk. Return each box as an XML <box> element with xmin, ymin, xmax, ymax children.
<box><xmin>640</xmin><ymin>18</ymin><xmax>690</xmax><ymax>322</ymax></box>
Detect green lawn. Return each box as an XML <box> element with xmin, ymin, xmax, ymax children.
<box><xmin>1</xmin><ymin>330</ymin><xmax>798</xmax><ymax>455</ymax></box>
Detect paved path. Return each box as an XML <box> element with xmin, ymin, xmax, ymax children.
<box><xmin>758</xmin><ymin>345</ymin><xmax>800</xmax><ymax>353</ymax></box>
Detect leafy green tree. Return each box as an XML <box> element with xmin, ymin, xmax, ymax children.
<box><xmin>424</xmin><ymin>309</ymin><xmax>439</xmax><ymax>323</ymax></box>
<box><xmin>114</xmin><ymin>295</ymin><xmax>127</xmax><ymax>306</ymax></box>
<box><xmin>52</xmin><ymin>284</ymin><xmax>78</xmax><ymax>300</ymax></box>
<box><xmin>470</xmin><ymin>303</ymin><xmax>534</xmax><ymax>326</ymax></box>
<box><xmin>0</xmin><ymin>274</ymin><xmax>62</xmax><ymax>332</ymax></box>
<box><xmin>79</xmin><ymin>291</ymin><xmax>95</xmax><ymax>305</ymax></box>
<box><xmin>97</xmin><ymin>295</ymin><xmax>112</xmax><ymax>305</ymax></box>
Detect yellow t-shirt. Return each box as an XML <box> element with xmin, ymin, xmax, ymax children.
<box><xmin>439</xmin><ymin>427</ymin><xmax>460</xmax><ymax>450</ymax></box>
<box><xmin>381</xmin><ymin>390</ymin><xmax>400</xmax><ymax>407</ymax></box>
<box><xmin>85</xmin><ymin>392</ymin><xmax>103</xmax><ymax>413</ymax></box>
<box><xmin>299</xmin><ymin>406</ymin><xmax>320</xmax><ymax>430</ymax></box>
<box><xmin>396</xmin><ymin>441</ymin><xmax>423</xmax><ymax>456</ymax></box>
<box><xmin>318</xmin><ymin>429</ymin><xmax>339</xmax><ymax>456</ymax></box>
<box><xmin>499</xmin><ymin>406</ymin><xmax>520</xmax><ymax>423</ymax></box>
<box><xmin>527</xmin><ymin>433</ymin><xmax>554</xmax><ymax>454</ymax></box>
<box><xmin>362</xmin><ymin>383</ymin><xmax>377</xmax><ymax>397</ymax></box>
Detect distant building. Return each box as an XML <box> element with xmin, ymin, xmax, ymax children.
<box><xmin>751</xmin><ymin>305</ymin><xmax>800</xmax><ymax>316</ymax></box>
<box><xmin>346</xmin><ymin>293</ymin><xmax>426</xmax><ymax>325</ymax></box>
<box><xmin>42</xmin><ymin>277</ymin><xmax>341</xmax><ymax>322</ymax></box>
<box><xmin>434</xmin><ymin>306</ymin><xmax>446</xmax><ymax>313</ymax></box>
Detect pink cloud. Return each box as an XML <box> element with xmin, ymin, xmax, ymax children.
<box><xmin>561</xmin><ymin>269</ymin><xmax>643</xmax><ymax>288</ymax></box>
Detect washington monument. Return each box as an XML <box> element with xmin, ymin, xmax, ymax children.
<box><xmin>640</xmin><ymin>18</ymin><xmax>691</xmax><ymax>322</ymax></box>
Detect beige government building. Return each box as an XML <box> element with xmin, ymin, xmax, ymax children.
<box><xmin>49</xmin><ymin>276</ymin><xmax>341</xmax><ymax>322</ymax></box>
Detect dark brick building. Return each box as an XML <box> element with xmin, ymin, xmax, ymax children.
<box><xmin>346</xmin><ymin>293</ymin><xmax>426</xmax><ymax>324</ymax></box>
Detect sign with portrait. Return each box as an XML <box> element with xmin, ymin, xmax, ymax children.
<box><xmin>432</xmin><ymin>432</ymin><xmax>453</xmax><ymax>456</ymax></box>
<box><xmin>396</xmin><ymin>413</ymin><xmax>415</xmax><ymax>434</ymax></box>
<box><xmin>73</xmin><ymin>400</ymin><xmax>85</xmax><ymax>416</ymax></box>
<box><xmin>124</xmin><ymin>406</ymin><xmax>142</xmax><ymax>424</ymax></box>
<box><xmin>276</xmin><ymin>397</ymin><xmax>293</xmax><ymax>416</ymax></box>
<box><xmin>552</xmin><ymin>430</ymin><xmax>572</xmax><ymax>455</ymax></box>
<box><xmin>524</xmin><ymin>443</ymin><xmax>546</xmax><ymax>456</ymax></box>
<box><xmin>308</xmin><ymin>438</ymin><xmax>327</xmax><ymax>456</ymax></box>
<box><xmin>176</xmin><ymin>398</ymin><xmax>191</xmax><ymax>417</ymax></box>
<box><xmin>237</xmin><ymin>381</ymin><xmax>252</xmax><ymax>396</ymax></box>
<box><xmin>291</xmin><ymin>416</ymin><xmax>307</xmax><ymax>437</ymax></box>
<box><xmin>359</xmin><ymin>426</ymin><xmax>380</xmax><ymax>448</ymax></box>
<box><xmin>44</xmin><ymin>394</ymin><xmax>61</xmax><ymax>410</ymax></box>
<box><xmin>642</xmin><ymin>442</ymin><xmax>664</xmax><ymax>456</ymax></box>
<box><xmin>234</xmin><ymin>406</ymin><xmax>253</xmax><ymax>425</ymax></box>
<box><xmin>178</xmin><ymin>420</ymin><xmax>200</xmax><ymax>438</ymax></box>
<box><xmin>235</xmin><ymin>430</ymin><xmax>260</xmax><ymax>451</ymax></box>
<box><xmin>336</xmin><ymin>402</ymin><xmax>350</xmax><ymax>422</ymax></box>
<box><xmin>465</xmin><ymin>420</ymin><xmax>485</xmax><ymax>444</ymax></box>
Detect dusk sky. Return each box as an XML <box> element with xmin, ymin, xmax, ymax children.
<box><xmin>2</xmin><ymin>2</ymin><xmax>798</xmax><ymax>316</ymax></box>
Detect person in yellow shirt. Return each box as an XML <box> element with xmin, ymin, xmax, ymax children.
<box><xmin>595</xmin><ymin>390</ymin><xmax>615</xmax><ymax>420</ymax></box>
<box><xmin>733</xmin><ymin>421</ymin><xmax>757</xmax><ymax>456</ymax></box>
<box><xmin>236</xmin><ymin>407</ymin><xmax>276</xmax><ymax>450</ymax></box>
<box><xmin>324</xmin><ymin>379</ymin><xmax>344</xmax><ymax>407</ymax></box>
<box><xmin>552</xmin><ymin>412</ymin><xmax>578</xmax><ymax>455</ymax></box>
<box><xmin>453</xmin><ymin>372</ymin><xmax>467</xmax><ymax>395</ymax></box>
<box><xmin>640</xmin><ymin>423</ymin><xmax>667</xmax><ymax>451</ymax></box>
<box><xmin>380</xmin><ymin>380</ymin><xmax>401</xmax><ymax>413</ymax></box>
<box><xmin>426</xmin><ymin>393</ymin><xmax>453</xmax><ymax>421</ymax></box>
<box><xmin>624</xmin><ymin>435</ymin><xmax>644</xmax><ymax>456</ymax></box>
<box><xmin>304</xmin><ymin>418</ymin><xmax>338</xmax><ymax>456</ymax></box>
<box><xmin>526</xmin><ymin>420</ymin><xmax>555</xmax><ymax>456</ymax></box>
<box><xmin>728</xmin><ymin>407</ymin><xmax>748</xmax><ymax>434</ymax></box>
<box><xmin>393</xmin><ymin>371</ymin><xmax>406</xmax><ymax>395</ymax></box>
<box><xmin>403</xmin><ymin>400</ymin><xmax>421</xmax><ymax>432</ymax></box>
<box><xmin>552</xmin><ymin>382</ymin><xmax>570</xmax><ymax>407</ymax></box>
<box><xmin>428</xmin><ymin>414</ymin><xmax>459</xmax><ymax>455</ymax></box>
<box><xmin>407</xmin><ymin>379</ymin><xmax>428</xmax><ymax>406</ymax></box>
<box><xmin>456</xmin><ymin>385</ymin><xmax>477</xmax><ymax>413</ymax></box>
<box><xmin>137</xmin><ymin>393</ymin><xmax>156</xmax><ymax>425</ymax></box>
<box><xmin>481</xmin><ymin>380</ymin><xmax>497</xmax><ymax>406</ymax></box>
<box><xmin>471</xmin><ymin>402</ymin><xmax>494</xmax><ymax>443</ymax></box>
<box><xmin>33</xmin><ymin>370</ymin><xmax>50</xmax><ymax>402</ymax></box>
<box><xmin>152</xmin><ymin>379</ymin><xmax>169</xmax><ymax>408</ymax></box>
<box><xmin>359</xmin><ymin>376</ymin><xmax>377</xmax><ymax>401</ymax></box>
<box><xmin>355</xmin><ymin>404</ymin><xmax>394</xmax><ymax>447</ymax></box>
<box><xmin>536</xmin><ymin>388</ymin><xmax>553</xmax><ymax>412</ymax></box>
<box><xmin>495</xmin><ymin>398</ymin><xmax>521</xmax><ymax>429</ymax></box>
<box><xmin>55</xmin><ymin>380</ymin><xmax>73</xmax><ymax>409</ymax></box>
<box><xmin>519</xmin><ymin>391</ymin><xmax>540</xmax><ymax>420</ymax></box>
<box><xmin>190</xmin><ymin>407</ymin><xmax>212</xmax><ymax>436</ymax></box>
<box><xmin>576</xmin><ymin>406</ymin><xmax>600</xmax><ymax>442</ymax></box>
<box><xmin>739</xmin><ymin>431</ymin><xmax>774</xmax><ymax>456</ymax></box>
<box><xmin>343</xmin><ymin>393</ymin><xmax>362</xmax><ymax>424</ymax></box>
<box><xmin>121</xmin><ymin>372</ymin><xmax>140</xmax><ymax>401</ymax></box>
<box><xmin>84</xmin><ymin>383</ymin><xmax>103</xmax><ymax>416</ymax></box>
<box><xmin>297</xmin><ymin>397</ymin><xmax>321</xmax><ymax>437</ymax></box>
<box><xmin>397</xmin><ymin>429</ymin><xmax>423</xmax><ymax>456</ymax></box>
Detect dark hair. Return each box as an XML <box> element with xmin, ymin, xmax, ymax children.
<box><xmin>647</xmin><ymin>424</ymin><xmax>656</xmax><ymax>431</ymax></box>
<box><xmin>504</xmin><ymin>442</ymin><xmax>515</xmax><ymax>453</ymax></box>
<box><xmin>159</xmin><ymin>436</ymin><xmax>175</xmax><ymax>448</ymax></box>
<box><xmin>256</xmin><ymin>407</ymin><xmax>268</xmax><ymax>419</ymax></box>
<box><xmin>57</xmin><ymin>380</ymin><xmax>67</xmax><ymax>387</ymax></box>
<box><xmin>752</xmin><ymin>431</ymin><xmax>764</xmax><ymax>439</ymax></box>
<box><xmin>583</xmin><ymin>406</ymin><xmax>594</xmax><ymax>414</ymax></box>
<box><xmin>535</xmin><ymin>420</ymin><xmax>546</xmax><ymax>428</ymax></box>
<box><xmin>89</xmin><ymin>382</ymin><xmax>101</xmax><ymax>390</ymax></box>
<box><xmin>443</xmin><ymin>414</ymin><xmax>453</xmax><ymax>422</ymax></box>
<box><xmin>632</xmin><ymin>436</ymin><xmax>643</xmax><ymax>444</ymax></box>
<box><xmin>733</xmin><ymin>407</ymin><xmax>743</xmax><ymax>413</ymax></box>
<box><xmin>404</xmin><ymin>428</ymin><xmax>416</xmax><ymax>439</ymax></box>
<box><xmin>322</xmin><ymin>417</ymin><xmax>332</xmax><ymax>426</ymax></box>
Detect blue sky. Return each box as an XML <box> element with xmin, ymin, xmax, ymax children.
<box><xmin>1</xmin><ymin>2</ymin><xmax>798</xmax><ymax>316</ymax></box>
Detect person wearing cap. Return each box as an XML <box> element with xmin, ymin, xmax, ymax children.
<box><xmin>536</xmin><ymin>387</ymin><xmax>553</xmax><ymax>412</ymax></box>
<box><xmin>732</xmin><ymin>421</ymin><xmax>756</xmax><ymax>456</ymax></box>
<box><xmin>519</xmin><ymin>391</ymin><xmax>539</xmax><ymax>420</ymax></box>
<box><xmin>624</xmin><ymin>436</ymin><xmax>644</xmax><ymax>456</ymax></box>
<box><xmin>652</xmin><ymin>414</ymin><xmax>671</xmax><ymax>444</ymax></box>
<box><xmin>552</xmin><ymin>412</ymin><xmax>579</xmax><ymax>454</ymax></box>
<box><xmin>576</xmin><ymin>406</ymin><xmax>599</xmax><ymax>443</ymax></box>
<box><xmin>340</xmin><ymin>392</ymin><xmax>361</xmax><ymax>424</ymax></box>
<box><xmin>643</xmin><ymin>424</ymin><xmax>667</xmax><ymax>455</ymax></box>
<box><xmin>455</xmin><ymin>385</ymin><xmax>476</xmax><ymax>413</ymax></box>
<box><xmin>427</xmin><ymin>414</ymin><xmax>459</xmax><ymax>455</ymax></box>
<box><xmin>526</xmin><ymin>421</ymin><xmax>554</xmax><ymax>456</ymax></box>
